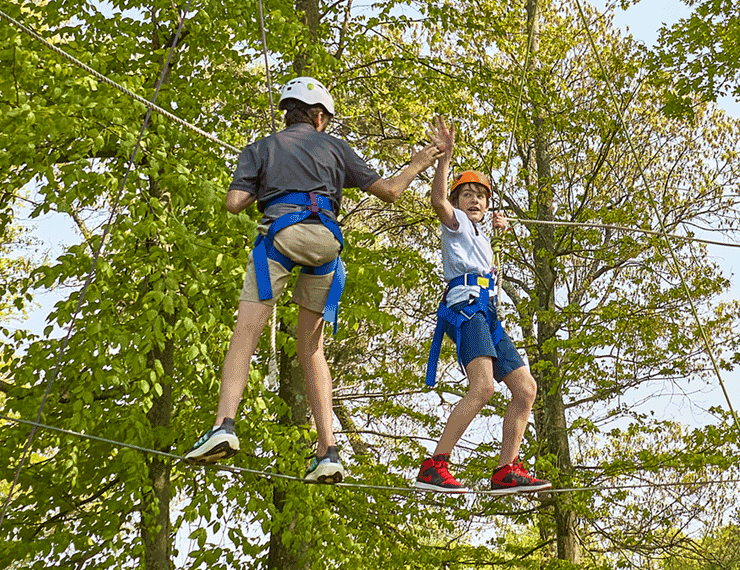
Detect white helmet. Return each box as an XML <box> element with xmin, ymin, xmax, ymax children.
<box><xmin>278</xmin><ymin>76</ymin><xmax>335</xmax><ymax>116</ymax></box>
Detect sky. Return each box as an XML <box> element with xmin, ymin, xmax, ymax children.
<box><xmin>601</xmin><ymin>0</ymin><xmax>740</xmax><ymax>417</ymax></box>
<box><xmin>593</xmin><ymin>0</ymin><xmax>739</xmax><ymax>117</ymax></box>
<box><xmin>10</xmin><ymin>0</ymin><xmax>740</xmax><ymax>421</ymax></box>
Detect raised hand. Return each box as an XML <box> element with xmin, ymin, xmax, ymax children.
<box><xmin>428</xmin><ymin>116</ymin><xmax>455</xmax><ymax>159</ymax></box>
<box><xmin>410</xmin><ymin>143</ymin><xmax>446</xmax><ymax>171</ymax></box>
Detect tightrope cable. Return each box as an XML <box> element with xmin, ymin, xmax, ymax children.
<box><xmin>257</xmin><ymin>0</ymin><xmax>277</xmax><ymax>135</ymax></box>
<box><xmin>494</xmin><ymin>1</ymin><xmax>537</xmax><ymax>307</ymax></box>
<box><xmin>508</xmin><ymin>217</ymin><xmax>740</xmax><ymax>249</ymax></box>
<box><xmin>1</xmin><ymin>414</ymin><xmax>735</xmax><ymax>498</ymax></box>
<box><xmin>0</xmin><ymin>8</ymin><xmax>241</xmax><ymax>155</ymax></box>
<box><xmin>256</xmin><ymin>0</ymin><xmax>280</xmax><ymax>390</ymax></box>
<box><xmin>572</xmin><ymin>0</ymin><xmax>740</xmax><ymax>434</ymax></box>
<box><xmin>0</xmin><ymin>0</ymin><xmax>194</xmax><ymax>526</ymax></box>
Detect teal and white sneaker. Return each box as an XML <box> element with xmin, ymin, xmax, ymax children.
<box><xmin>184</xmin><ymin>418</ymin><xmax>239</xmax><ymax>464</ymax></box>
<box><xmin>305</xmin><ymin>446</ymin><xmax>344</xmax><ymax>484</ymax></box>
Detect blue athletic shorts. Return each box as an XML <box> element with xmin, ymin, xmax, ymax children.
<box><xmin>444</xmin><ymin>300</ymin><xmax>525</xmax><ymax>382</ymax></box>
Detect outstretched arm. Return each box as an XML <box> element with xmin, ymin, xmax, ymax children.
<box><xmin>365</xmin><ymin>143</ymin><xmax>443</xmax><ymax>203</ymax></box>
<box><xmin>429</xmin><ymin>116</ymin><xmax>458</xmax><ymax>230</ymax></box>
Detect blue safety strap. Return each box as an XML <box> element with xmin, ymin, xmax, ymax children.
<box><xmin>252</xmin><ymin>192</ymin><xmax>345</xmax><ymax>330</ymax></box>
<box><xmin>322</xmin><ymin>257</ymin><xmax>345</xmax><ymax>335</ymax></box>
<box><xmin>425</xmin><ymin>273</ymin><xmax>504</xmax><ymax>387</ymax></box>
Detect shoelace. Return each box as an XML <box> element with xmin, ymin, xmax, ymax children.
<box><xmin>194</xmin><ymin>428</ymin><xmax>215</xmax><ymax>447</ymax></box>
<box><xmin>434</xmin><ymin>457</ymin><xmax>459</xmax><ymax>484</ymax></box>
<box><xmin>512</xmin><ymin>459</ymin><xmax>532</xmax><ymax>479</ymax></box>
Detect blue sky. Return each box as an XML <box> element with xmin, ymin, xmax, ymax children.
<box><xmin>595</xmin><ymin>0</ymin><xmax>739</xmax><ymax>116</ymax></box>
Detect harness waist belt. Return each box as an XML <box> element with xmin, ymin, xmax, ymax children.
<box><xmin>447</xmin><ymin>273</ymin><xmax>494</xmax><ymax>290</ymax></box>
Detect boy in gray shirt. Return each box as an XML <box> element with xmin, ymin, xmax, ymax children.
<box><xmin>185</xmin><ymin>77</ymin><xmax>441</xmax><ymax>484</ymax></box>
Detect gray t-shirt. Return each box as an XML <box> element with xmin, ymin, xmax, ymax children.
<box><xmin>441</xmin><ymin>208</ymin><xmax>495</xmax><ymax>307</ymax></box>
<box><xmin>229</xmin><ymin>123</ymin><xmax>381</xmax><ymax>222</ymax></box>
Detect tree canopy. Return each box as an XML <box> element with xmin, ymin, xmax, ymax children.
<box><xmin>1</xmin><ymin>0</ymin><xmax>739</xmax><ymax>569</ymax></box>
<box><xmin>649</xmin><ymin>0</ymin><xmax>740</xmax><ymax>115</ymax></box>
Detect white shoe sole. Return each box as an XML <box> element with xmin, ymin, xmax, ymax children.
<box><xmin>185</xmin><ymin>433</ymin><xmax>239</xmax><ymax>464</ymax></box>
<box><xmin>414</xmin><ymin>481</ymin><xmax>468</xmax><ymax>494</ymax></box>
<box><xmin>512</xmin><ymin>482</ymin><xmax>552</xmax><ymax>493</ymax></box>
<box><xmin>480</xmin><ymin>487</ymin><xmax>519</xmax><ymax>496</ymax></box>
<box><xmin>305</xmin><ymin>460</ymin><xmax>344</xmax><ymax>484</ymax></box>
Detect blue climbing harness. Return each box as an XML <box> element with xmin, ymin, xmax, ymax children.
<box><xmin>425</xmin><ymin>273</ymin><xmax>504</xmax><ymax>387</ymax></box>
<box><xmin>252</xmin><ymin>191</ymin><xmax>345</xmax><ymax>333</ymax></box>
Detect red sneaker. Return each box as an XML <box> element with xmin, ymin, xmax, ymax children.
<box><xmin>490</xmin><ymin>458</ymin><xmax>552</xmax><ymax>495</ymax></box>
<box><xmin>414</xmin><ymin>453</ymin><xmax>467</xmax><ymax>493</ymax></box>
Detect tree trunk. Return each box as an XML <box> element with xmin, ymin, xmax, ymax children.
<box><xmin>137</xmin><ymin>16</ymin><xmax>190</xmax><ymax>568</ymax></box>
<box><xmin>335</xmin><ymin>402</ymin><xmax>370</xmax><ymax>456</ymax></box>
<box><xmin>141</xmin><ymin>176</ymin><xmax>175</xmax><ymax>570</ymax></box>
<box><xmin>266</xmin><ymin>1</ymin><xmax>320</xmax><ymax>568</ymax></box>
<box><xmin>267</xmin><ymin>326</ymin><xmax>311</xmax><ymax>570</ymax></box>
<box><xmin>293</xmin><ymin>0</ymin><xmax>320</xmax><ymax>75</ymax></box>
<box><xmin>526</xmin><ymin>0</ymin><xmax>580</xmax><ymax>563</ymax></box>
<box><xmin>142</xmin><ymin>331</ymin><xmax>174</xmax><ymax>570</ymax></box>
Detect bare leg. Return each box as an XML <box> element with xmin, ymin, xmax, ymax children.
<box><xmin>296</xmin><ymin>307</ymin><xmax>335</xmax><ymax>458</ymax></box>
<box><xmin>433</xmin><ymin>356</ymin><xmax>496</xmax><ymax>456</ymax></box>
<box><xmin>215</xmin><ymin>300</ymin><xmax>273</xmax><ymax>425</ymax></box>
<box><xmin>498</xmin><ymin>366</ymin><xmax>537</xmax><ymax>466</ymax></box>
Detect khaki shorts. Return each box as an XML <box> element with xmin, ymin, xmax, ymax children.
<box><xmin>240</xmin><ymin>222</ymin><xmax>342</xmax><ymax>313</ymax></box>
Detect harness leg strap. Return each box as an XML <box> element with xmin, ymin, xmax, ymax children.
<box><xmin>425</xmin><ymin>313</ymin><xmax>448</xmax><ymax>387</ymax></box>
<box><xmin>425</xmin><ymin>299</ymin><xmax>505</xmax><ymax>387</ymax></box>
<box><xmin>426</xmin><ymin>303</ymin><xmax>468</xmax><ymax>386</ymax></box>
<box><xmin>323</xmin><ymin>258</ymin><xmax>345</xmax><ymax>333</ymax></box>
<box><xmin>253</xmin><ymin>236</ymin><xmax>274</xmax><ymax>301</ymax></box>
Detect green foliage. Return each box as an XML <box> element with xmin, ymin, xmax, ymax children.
<box><xmin>1</xmin><ymin>0</ymin><xmax>739</xmax><ymax>569</ymax></box>
<box><xmin>649</xmin><ymin>0</ymin><xmax>740</xmax><ymax>115</ymax></box>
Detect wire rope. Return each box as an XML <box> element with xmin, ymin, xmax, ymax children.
<box><xmin>508</xmin><ymin>217</ymin><xmax>740</xmax><ymax>249</ymax></box>
<box><xmin>257</xmin><ymin>0</ymin><xmax>277</xmax><ymax>135</ymax></box>
<box><xmin>0</xmin><ymin>8</ymin><xmax>241</xmax><ymax>156</ymax></box>
<box><xmin>572</xmin><ymin>0</ymin><xmax>740</xmax><ymax>433</ymax></box>
<box><xmin>2</xmin><ymin>414</ymin><xmax>734</xmax><ymax>498</ymax></box>
<box><xmin>494</xmin><ymin>2</ymin><xmax>537</xmax><ymax>308</ymax></box>
<box><xmin>0</xmin><ymin>0</ymin><xmax>194</xmax><ymax>527</ymax></box>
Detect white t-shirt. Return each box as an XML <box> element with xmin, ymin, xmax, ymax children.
<box><xmin>441</xmin><ymin>209</ymin><xmax>495</xmax><ymax>307</ymax></box>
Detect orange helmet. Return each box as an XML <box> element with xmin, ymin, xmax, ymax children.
<box><xmin>450</xmin><ymin>170</ymin><xmax>492</xmax><ymax>204</ymax></box>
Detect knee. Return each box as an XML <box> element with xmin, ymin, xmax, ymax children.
<box><xmin>515</xmin><ymin>371</ymin><xmax>537</xmax><ymax>408</ymax></box>
<box><xmin>296</xmin><ymin>339</ymin><xmax>322</xmax><ymax>366</ymax></box>
<box><xmin>229</xmin><ymin>320</ymin><xmax>257</xmax><ymax>352</ymax></box>
<box><xmin>470</xmin><ymin>379</ymin><xmax>496</xmax><ymax>405</ymax></box>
